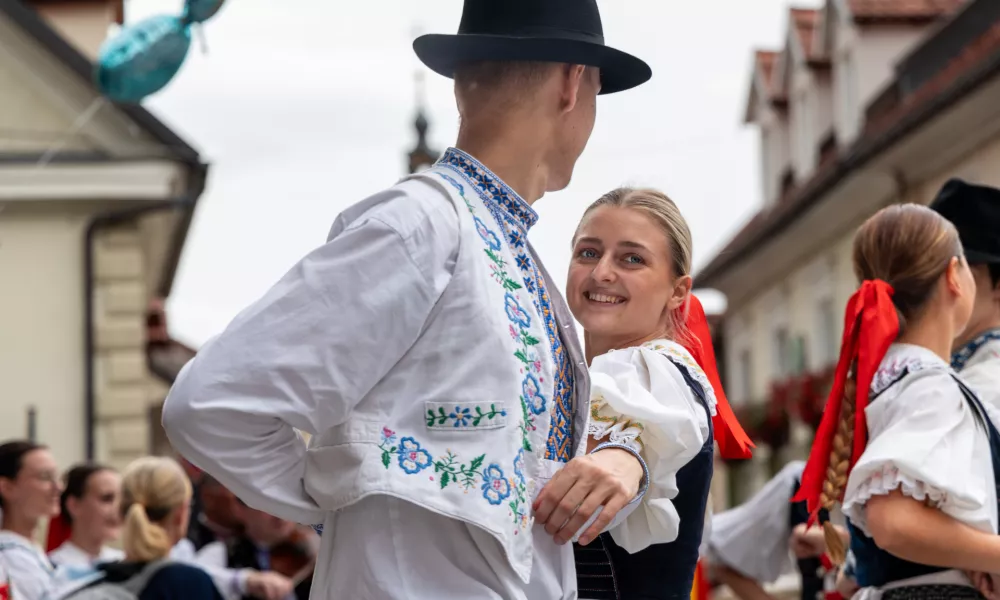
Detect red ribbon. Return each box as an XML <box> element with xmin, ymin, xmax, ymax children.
<box><xmin>792</xmin><ymin>280</ymin><xmax>899</xmax><ymax>521</ymax></box>
<box><xmin>45</xmin><ymin>514</ymin><xmax>72</xmax><ymax>552</ymax></box>
<box><xmin>681</xmin><ymin>295</ymin><xmax>755</xmax><ymax>460</ymax></box>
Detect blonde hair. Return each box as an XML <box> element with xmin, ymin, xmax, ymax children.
<box><xmin>119</xmin><ymin>456</ymin><xmax>192</xmax><ymax>562</ymax></box>
<box><xmin>575</xmin><ymin>187</ymin><xmax>695</xmax><ymax>342</ymax></box>
<box><xmin>820</xmin><ymin>203</ymin><xmax>962</xmax><ymax>564</ymax></box>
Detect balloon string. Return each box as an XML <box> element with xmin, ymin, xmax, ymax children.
<box><xmin>196</xmin><ymin>24</ymin><xmax>209</xmax><ymax>54</ymax></box>
<box><xmin>33</xmin><ymin>98</ymin><xmax>106</xmax><ymax>170</ymax></box>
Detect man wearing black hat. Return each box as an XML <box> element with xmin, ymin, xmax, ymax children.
<box><xmin>931</xmin><ymin>179</ymin><xmax>1000</xmax><ymax>412</ymax></box>
<box><xmin>163</xmin><ymin>1</ymin><xmax>652</xmax><ymax>598</ymax></box>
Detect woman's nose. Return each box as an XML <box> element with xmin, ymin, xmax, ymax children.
<box><xmin>591</xmin><ymin>257</ymin><xmax>617</xmax><ymax>282</ymax></box>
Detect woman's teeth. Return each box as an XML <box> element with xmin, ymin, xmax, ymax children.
<box><xmin>588</xmin><ymin>292</ymin><xmax>624</xmax><ymax>304</ymax></box>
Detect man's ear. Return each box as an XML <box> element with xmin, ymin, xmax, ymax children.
<box><xmin>559</xmin><ymin>64</ymin><xmax>587</xmax><ymax>114</ymax></box>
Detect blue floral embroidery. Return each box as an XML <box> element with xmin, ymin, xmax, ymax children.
<box><xmin>513</xmin><ymin>448</ymin><xmax>526</xmax><ymax>487</ymax></box>
<box><xmin>504</xmin><ymin>293</ymin><xmax>531</xmax><ymax>328</ymax></box>
<box><xmin>474</xmin><ymin>216</ymin><xmax>502</xmax><ymax>251</ymax></box>
<box><xmin>481</xmin><ymin>464</ymin><xmax>512</xmax><ymax>505</ymax></box>
<box><xmin>450</xmin><ymin>407</ymin><xmax>471</xmax><ymax>427</ymax></box>
<box><xmin>397</xmin><ymin>437</ymin><xmax>433</xmax><ymax>474</ymax></box>
<box><xmin>439</xmin><ymin>148</ymin><xmax>575</xmax><ymax>463</ymax></box>
<box><xmin>521</xmin><ymin>373</ymin><xmax>547</xmax><ymax>415</ymax></box>
<box><xmin>425</xmin><ymin>403</ymin><xmax>507</xmax><ymax>428</ymax></box>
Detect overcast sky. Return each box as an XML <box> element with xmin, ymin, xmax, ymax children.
<box><xmin>126</xmin><ymin>0</ymin><xmax>808</xmax><ymax>348</ymax></box>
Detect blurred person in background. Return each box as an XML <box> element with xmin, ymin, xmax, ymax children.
<box><xmin>0</xmin><ymin>440</ymin><xmax>61</xmax><ymax>599</ymax></box>
<box><xmin>187</xmin><ymin>474</ymin><xmax>242</xmax><ymax>552</ymax></box>
<box><xmin>706</xmin><ymin>461</ymin><xmax>848</xmax><ymax>600</ymax></box>
<box><xmin>69</xmin><ymin>456</ymin><xmax>221</xmax><ymax>599</ymax></box>
<box><xmin>48</xmin><ymin>463</ymin><xmax>125</xmax><ymax>568</ymax></box>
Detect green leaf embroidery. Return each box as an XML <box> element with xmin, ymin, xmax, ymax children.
<box><xmin>440</xmin><ymin>471</ymin><xmax>451</xmax><ymax>489</ymax></box>
<box><xmin>425</xmin><ymin>410</ymin><xmax>435</xmax><ymax>427</ymax></box>
<box><xmin>514</xmin><ymin>349</ymin><xmax>530</xmax><ymax>364</ymax></box>
<box><xmin>502</xmin><ymin>277</ymin><xmax>523</xmax><ymax>291</ymax></box>
<box><xmin>469</xmin><ymin>454</ymin><xmax>486</xmax><ymax>473</ymax></box>
<box><xmin>381</xmin><ymin>450</ymin><xmax>391</xmax><ymax>469</ymax></box>
<box><xmin>521</xmin><ymin>334</ymin><xmax>540</xmax><ymax>346</ymax></box>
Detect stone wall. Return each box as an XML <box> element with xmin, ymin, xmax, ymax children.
<box><xmin>91</xmin><ymin>223</ymin><xmax>154</xmax><ymax>472</ymax></box>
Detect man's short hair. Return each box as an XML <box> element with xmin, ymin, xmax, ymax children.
<box><xmin>454</xmin><ymin>60</ymin><xmax>558</xmax><ymax>114</ymax></box>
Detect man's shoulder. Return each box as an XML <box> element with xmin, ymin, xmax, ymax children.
<box><xmin>330</xmin><ymin>175</ymin><xmax>460</xmax><ymax>245</ymax></box>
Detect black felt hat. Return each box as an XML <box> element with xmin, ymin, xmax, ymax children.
<box><xmin>413</xmin><ymin>0</ymin><xmax>651</xmax><ymax>95</ymax></box>
<box><xmin>930</xmin><ymin>178</ymin><xmax>1000</xmax><ymax>264</ymax></box>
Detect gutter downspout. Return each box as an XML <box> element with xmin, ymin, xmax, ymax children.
<box><xmin>83</xmin><ymin>197</ymin><xmax>194</xmax><ymax>460</ymax></box>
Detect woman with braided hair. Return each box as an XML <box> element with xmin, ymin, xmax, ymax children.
<box><xmin>795</xmin><ymin>203</ymin><xmax>1000</xmax><ymax>599</ymax></box>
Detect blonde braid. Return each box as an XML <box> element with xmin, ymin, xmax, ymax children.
<box><xmin>819</xmin><ymin>365</ymin><xmax>856</xmax><ymax>565</ymax></box>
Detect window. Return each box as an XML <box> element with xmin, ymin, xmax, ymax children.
<box><xmin>817</xmin><ymin>298</ymin><xmax>838</xmax><ymax>366</ymax></box>
<box><xmin>761</xmin><ymin>128</ymin><xmax>773</xmax><ymax>204</ymax></box>
<box><xmin>797</xmin><ymin>90</ymin><xmax>812</xmax><ymax>166</ymax></box>
<box><xmin>774</xmin><ymin>327</ymin><xmax>790</xmax><ymax>379</ymax></box>
<box><xmin>739</xmin><ymin>350</ymin><xmax>753</xmax><ymax>404</ymax></box>
<box><xmin>839</xmin><ymin>51</ymin><xmax>857</xmax><ymax>134</ymax></box>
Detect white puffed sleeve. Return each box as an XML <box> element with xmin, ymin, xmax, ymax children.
<box><xmin>706</xmin><ymin>461</ymin><xmax>805</xmax><ymax>583</ymax></box>
<box><xmin>586</xmin><ymin>341</ymin><xmax>713</xmax><ymax>553</ymax></box>
<box><xmin>842</xmin><ymin>366</ymin><xmax>998</xmax><ymax>537</ymax></box>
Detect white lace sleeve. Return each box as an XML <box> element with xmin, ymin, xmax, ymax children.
<box><xmin>586</xmin><ymin>342</ymin><xmax>711</xmax><ymax>553</ymax></box>
<box><xmin>842</xmin><ymin>367</ymin><xmax>997</xmax><ymax>537</ymax></box>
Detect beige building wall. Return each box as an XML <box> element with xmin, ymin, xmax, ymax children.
<box><xmin>0</xmin><ymin>205</ymin><xmax>90</xmax><ymax>470</ymax></box>
<box><xmin>0</xmin><ymin>203</ymin><xmax>168</xmax><ymax>473</ymax></box>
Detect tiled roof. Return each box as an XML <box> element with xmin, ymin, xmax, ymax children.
<box><xmin>698</xmin><ymin>2</ymin><xmax>1000</xmax><ymax>288</ymax></box>
<box><xmin>791</xmin><ymin>8</ymin><xmax>820</xmax><ymax>56</ymax></box>
<box><xmin>848</xmin><ymin>0</ymin><xmax>967</xmax><ymax>22</ymax></box>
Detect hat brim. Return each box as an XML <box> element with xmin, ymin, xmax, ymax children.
<box><xmin>965</xmin><ymin>249</ymin><xmax>1000</xmax><ymax>264</ymax></box>
<box><xmin>413</xmin><ymin>34</ymin><xmax>651</xmax><ymax>95</ymax></box>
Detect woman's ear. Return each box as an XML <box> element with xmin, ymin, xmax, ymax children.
<box><xmin>667</xmin><ymin>275</ymin><xmax>694</xmax><ymax>311</ymax></box>
<box><xmin>945</xmin><ymin>256</ymin><xmax>965</xmax><ymax>296</ymax></box>
<box><xmin>65</xmin><ymin>495</ymin><xmax>80</xmax><ymax>520</ymax></box>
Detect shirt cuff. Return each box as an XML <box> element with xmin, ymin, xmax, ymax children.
<box><xmin>591</xmin><ymin>441</ymin><xmax>649</xmax><ymax>504</ymax></box>
<box><xmin>236</xmin><ymin>569</ymin><xmax>253</xmax><ymax>596</ymax></box>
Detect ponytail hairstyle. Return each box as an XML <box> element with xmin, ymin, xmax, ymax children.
<box><xmin>119</xmin><ymin>456</ymin><xmax>191</xmax><ymax>562</ymax></box>
<box><xmin>797</xmin><ymin>203</ymin><xmax>963</xmax><ymax>563</ymax></box>
<box><xmin>574</xmin><ymin>187</ymin><xmax>695</xmax><ymax>345</ymax></box>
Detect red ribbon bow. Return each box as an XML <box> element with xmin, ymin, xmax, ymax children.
<box><xmin>793</xmin><ymin>280</ymin><xmax>899</xmax><ymax>522</ymax></box>
<box><xmin>681</xmin><ymin>295</ymin><xmax>755</xmax><ymax>459</ymax></box>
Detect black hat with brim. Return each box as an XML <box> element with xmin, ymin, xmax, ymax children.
<box><xmin>413</xmin><ymin>0</ymin><xmax>651</xmax><ymax>95</ymax></box>
<box><xmin>930</xmin><ymin>178</ymin><xmax>1000</xmax><ymax>264</ymax></box>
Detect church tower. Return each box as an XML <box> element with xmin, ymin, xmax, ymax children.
<box><xmin>407</xmin><ymin>71</ymin><xmax>440</xmax><ymax>174</ymax></box>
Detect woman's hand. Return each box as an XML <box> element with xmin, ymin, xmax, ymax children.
<box><xmin>789</xmin><ymin>523</ymin><xmax>827</xmax><ymax>558</ymax></box>
<box><xmin>533</xmin><ymin>448</ymin><xmax>643</xmax><ymax>546</ymax></box>
<box><xmin>968</xmin><ymin>571</ymin><xmax>1000</xmax><ymax>600</ymax></box>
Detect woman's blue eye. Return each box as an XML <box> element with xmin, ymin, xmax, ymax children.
<box><xmin>579</xmin><ymin>248</ymin><xmax>598</xmax><ymax>259</ymax></box>
<box><xmin>624</xmin><ymin>254</ymin><xmax>644</xmax><ymax>265</ymax></box>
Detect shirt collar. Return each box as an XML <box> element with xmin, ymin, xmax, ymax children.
<box><xmin>438</xmin><ymin>147</ymin><xmax>539</xmax><ymax>232</ymax></box>
<box><xmin>952</xmin><ymin>328</ymin><xmax>1000</xmax><ymax>371</ymax></box>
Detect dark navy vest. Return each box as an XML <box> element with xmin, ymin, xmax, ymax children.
<box><xmin>848</xmin><ymin>372</ymin><xmax>1000</xmax><ymax>588</ymax></box>
<box><xmin>574</xmin><ymin>357</ymin><xmax>715</xmax><ymax>599</ymax></box>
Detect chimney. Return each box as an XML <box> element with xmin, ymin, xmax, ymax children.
<box><xmin>24</xmin><ymin>0</ymin><xmax>124</xmax><ymax>59</ymax></box>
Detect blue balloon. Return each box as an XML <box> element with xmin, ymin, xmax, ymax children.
<box><xmin>95</xmin><ymin>15</ymin><xmax>191</xmax><ymax>103</ymax></box>
<box><xmin>183</xmin><ymin>0</ymin><xmax>226</xmax><ymax>24</ymax></box>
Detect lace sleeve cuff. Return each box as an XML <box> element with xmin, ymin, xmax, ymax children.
<box><xmin>588</xmin><ymin>396</ymin><xmax>644</xmax><ymax>454</ymax></box>
<box><xmin>842</xmin><ymin>464</ymin><xmax>947</xmax><ymax>532</ymax></box>
<box><xmin>592</xmin><ymin>441</ymin><xmax>649</xmax><ymax>505</ymax></box>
